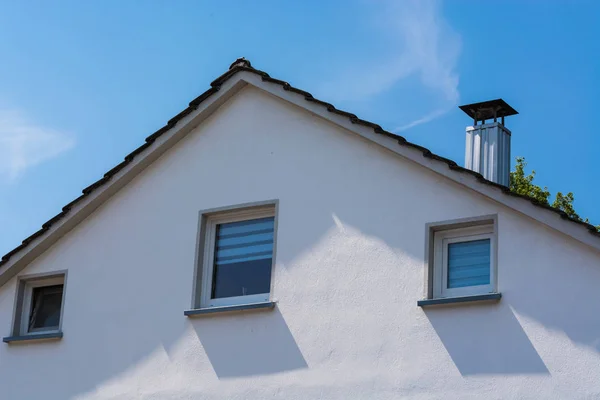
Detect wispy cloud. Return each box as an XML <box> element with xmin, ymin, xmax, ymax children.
<box><xmin>320</xmin><ymin>0</ymin><xmax>461</xmax><ymax>132</ymax></box>
<box><xmin>393</xmin><ymin>107</ymin><xmax>450</xmax><ymax>132</ymax></box>
<box><xmin>0</xmin><ymin>110</ymin><xmax>75</xmax><ymax>181</ymax></box>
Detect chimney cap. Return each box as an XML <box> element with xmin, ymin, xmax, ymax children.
<box><xmin>459</xmin><ymin>99</ymin><xmax>518</xmax><ymax>122</ymax></box>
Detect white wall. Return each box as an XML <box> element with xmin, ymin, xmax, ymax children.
<box><xmin>0</xmin><ymin>86</ymin><xmax>599</xmax><ymax>400</ymax></box>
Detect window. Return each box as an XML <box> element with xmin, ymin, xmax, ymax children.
<box><xmin>27</xmin><ymin>285</ymin><xmax>63</xmax><ymax>332</ymax></box>
<box><xmin>432</xmin><ymin>223</ymin><xmax>496</xmax><ymax>299</ymax></box>
<box><xmin>197</xmin><ymin>203</ymin><xmax>277</xmax><ymax>308</ymax></box>
<box><xmin>11</xmin><ymin>273</ymin><xmax>67</xmax><ymax>337</ymax></box>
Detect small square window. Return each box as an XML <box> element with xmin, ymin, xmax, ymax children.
<box><xmin>196</xmin><ymin>203</ymin><xmax>277</xmax><ymax>308</ymax></box>
<box><xmin>432</xmin><ymin>224</ymin><xmax>496</xmax><ymax>299</ymax></box>
<box><xmin>11</xmin><ymin>273</ymin><xmax>67</xmax><ymax>337</ymax></box>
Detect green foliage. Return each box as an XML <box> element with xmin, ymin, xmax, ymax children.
<box><xmin>510</xmin><ymin>157</ymin><xmax>599</xmax><ymax>231</ymax></box>
<box><xmin>552</xmin><ymin>192</ymin><xmax>579</xmax><ymax>221</ymax></box>
<box><xmin>509</xmin><ymin>157</ymin><xmax>551</xmax><ymax>205</ymax></box>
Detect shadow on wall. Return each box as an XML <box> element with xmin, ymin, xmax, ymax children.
<box><xmin>424</xmin><ymin>302</ymin><xmax>549</xmax><ymax>376</ymax></box>
<box><xmin>191</xmin><ymin>307</ymin><xmax>307</xmax><ymax>378</ymax></box>
<box><xmin>2</xmin><ymin>304</ymin><xmax>192</xmax><ymax>399</ymax></box>
<box><xmin>505</xmin><ymin>236</ymin><xmax>600</xmax><ymax>355</ymax></box>
<box><xmin>2</xmin><ymin>304</ymin><xmax>307</xmax><ymax>397</ymax></box>
<box><xmin>515</xmin><ymin>287</ymin><xmax>600</xmax><ymax>355</ymax></box>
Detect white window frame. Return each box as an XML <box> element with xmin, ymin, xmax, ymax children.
<box><xmin>19</xmin><ymin>276</ymin><xmax>65</xmax><ymax>336</ymax></box>
<box><xmin>200</xmin><ymin>207</ymin><xmax>276</xmax><ymax>308</ymax></box>
<box><xmin>433</xmin><ymin>224</ymin><xmax>496</xmax><ymax>299</ymax></box>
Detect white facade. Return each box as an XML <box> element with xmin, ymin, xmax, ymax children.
<box><xmin>1</xmin><ymin>85</ymin><xmax>599</xmax><ymax>399</ymax></box>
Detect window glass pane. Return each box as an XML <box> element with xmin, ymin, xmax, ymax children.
<box><xmin>212</xmin><ymin>217</ymin><xmax>274</xmax><ymax>299</ymax></box>
<box><xmin>29</xmin><ymin>285</ymin><xmax>63</xmax><ymax>331</ymax></box>
<box><xmin>447</xmin><ymin>239</ymin><xmax>490</xmax><ymax>288</ymax></box>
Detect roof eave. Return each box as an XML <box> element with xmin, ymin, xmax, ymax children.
<box><xmin>1</xmin><ymin>59</ymin><xmax>599</xmax><ymax>287</ymax></box>
<box><xmin>0</xmin><ymin>77</ymin><xmax>249</xmax><ymax>287</ymax></box>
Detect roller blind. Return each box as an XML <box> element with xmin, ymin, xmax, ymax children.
<box><xmin>215</xmin><ymin>217</ymin><xmax>275</xmax><ymax>265</ymax></box>
<box><xmin>447</xmin><ymin>239</ymin><xmax>491</xmax><ymax>289</ymax></box>
<box><xmin>212</xmin><ymin>216</ymin><xmax>275</xmax><ymax>299</ymax></box>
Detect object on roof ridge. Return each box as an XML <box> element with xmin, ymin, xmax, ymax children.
<box><xmin>229</xmin><ymin>57</ymin><xmax>252</xmax><ymax>70</ymax></box>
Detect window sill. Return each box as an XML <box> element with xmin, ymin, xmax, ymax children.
<box><xmin>417</xmin><ymin>293</ymin><xmax>501</xmax><ymax>307</ymax></box>
<box><xmin>3</xmin><ymin>331</ymin><xmax>63</xmax><ymax>344</ymax></box>
<box><xmin>184</xmin><ymin>301</ymin><xmax>276</xmax><ymax>317</ymax></box>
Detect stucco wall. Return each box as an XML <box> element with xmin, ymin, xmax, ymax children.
<box><xmin>0</xmin><ymin>86</ymin><xmax>599</xmax><ymax>400</ymax></box>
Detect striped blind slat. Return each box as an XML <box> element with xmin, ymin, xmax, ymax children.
<box><xmin>447</xmin><ymin>239</ymin><xmax>491</xmax><ymax>288</ymax></box>
<box><xmin>215</xmin><ymin>217</ymin><xmax>275</xmax><ymax>265</ymax></box>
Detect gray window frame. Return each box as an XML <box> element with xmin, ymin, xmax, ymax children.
<box><xmin>191</xmin><ymin>200</ymin><xmax>279</xmax><ymax>310</ymax></box>
<box><xmin>423</xmin><ymin>215</ymin><xmax>498</xmax><ymax>300</ymax></box>
<box><xmin>9</xmin><ymin>270</ymin><xmax>68</xmax><ymax>338</ymax></box>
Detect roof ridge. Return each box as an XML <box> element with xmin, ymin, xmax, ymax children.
<box><xmin>2</xmin><ymin>58</ymin><xmax>598</xmax><ymax>268</ymax></box>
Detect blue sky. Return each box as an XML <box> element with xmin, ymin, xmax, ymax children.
<box><xmin>1</xmin><ymin>0</ymin><xmax>599</xmax><ymax>256</ymax></box>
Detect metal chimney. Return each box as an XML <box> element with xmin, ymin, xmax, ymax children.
<box><xmin>459</xmin><ymin>99</ymin><xmax>518</xmax><ymax>186</ymax></box>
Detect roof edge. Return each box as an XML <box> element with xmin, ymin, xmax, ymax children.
<box><xmin>1</xmin><ymin>58</ymin><xmax>599</xmax><ymax>285</ymax></box>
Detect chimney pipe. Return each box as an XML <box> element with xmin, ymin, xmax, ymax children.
<box><xmin>459</xmin><ymin>99</ymin><xmax>518</xmax><ymax>187</ymax></box>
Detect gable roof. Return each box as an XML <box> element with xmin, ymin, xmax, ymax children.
<box><xmin>1</xmin><ymin>58</ymin><xmax>599</xmax><ymax>285</ymax></box>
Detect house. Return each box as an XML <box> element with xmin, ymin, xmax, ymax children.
<box><xmin>0</xmin><ymin>58</ymin><xmax>599</xmax><ymax>399</ymax></box>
